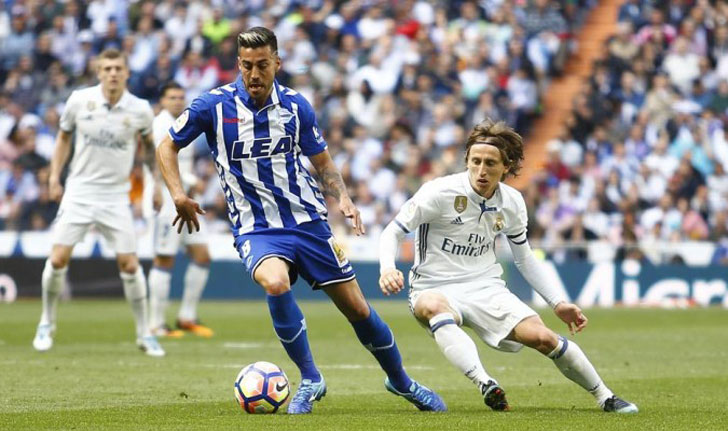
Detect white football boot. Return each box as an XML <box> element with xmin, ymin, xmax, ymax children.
<box><xmin>32</xmin><ymin>324</ymin><xmax>55</xmax><ymax>352</ymax></box>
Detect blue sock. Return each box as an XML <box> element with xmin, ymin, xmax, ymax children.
<box><xmin>266</xmin><ymin>291</ymin><xmax>320</xmax><ymax>382</ymax></box>
<box><xmin>351</xmin><ymin>305</ymin><xmax>412</xmax><ymax>392</ymax></box>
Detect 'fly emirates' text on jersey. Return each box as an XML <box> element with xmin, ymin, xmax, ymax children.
<box><xmin>59</xmin><ymin>85</ymin><xmax>154</xmax><ymax>203</ymax></box>
<box><xmin>169</xmin><ymin>78</ymin><xmax>328</xmax><ymax>236</ymax></box>
<box><xmin>393</xmin><ymin>172</ymin><xmax>529</xmax><ymax>290</ymax></box>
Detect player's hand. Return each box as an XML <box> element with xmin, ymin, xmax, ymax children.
<box><xmin>172</xmin><ymin>195</ymin><xmax>205</xmax><ymax>234</ymax></box>
<box><xmin>339</xmin><ymin>196</ymin><xmax>365</xmax><ymax>236</ymax></box>
<box><xmin>152</xmin><ymin>185</ymin><xmax>163</xmax><ymax>212</ymax></box>
<box><xmin>378</xmin><ymin>268</ymin><xmax>404</xmax><ymax>296</ymax></box>
<box><xmin>49</xmin><ymin>178</ymin><xmax>64</xmax><ymax>201</ymax></box>
<box><xmin>554</xmin><ymin>302</ymin><xmax>588</xmax><ymax>335</ymax></box>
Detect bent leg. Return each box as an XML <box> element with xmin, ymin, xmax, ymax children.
<box><xmin>413</xmin><ymin>291</ymin><xmax>496</xmax><ymax>389</ymax></box>
<box><xmin>509</xmin><ymin>316</ymin><xmax>614</xmax><ymax>406</ymax></box>
<box><xmin>256</xmin><ymin>257</ymin><xmax>320</xmax><ymax>382</ymax></box>
<box><xmin>324</xmin><ymin>279</ymin><xmax>412</xmax><ymax>391</ymax></box>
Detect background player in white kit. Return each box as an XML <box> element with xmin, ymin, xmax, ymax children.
<box><xmin>378</xmin><ymin>119</ymin><xmax>638</xmax><ymax>413</ymax></box>
<box><xmin>32</xmin><ymin>49</ymin><xmax>164</xmax><ymax>357</ymax></box>
<box><xmin>144</xmin><ymin>81</ymin><xmax>213</xmax><ymax>338</ymax></box>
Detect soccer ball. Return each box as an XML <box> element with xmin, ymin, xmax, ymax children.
<box><xmin>234</xmin><ymin>361</ymin><xmax>290</xmax><ymax>414</ymax></box>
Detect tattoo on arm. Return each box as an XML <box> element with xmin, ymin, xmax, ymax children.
<box><xmin>319</xmin><ymin>167</ymin><xmax>346</xmax><ymax>200</ymax></box>
<box><xmin>142</xmin><ymin>134</ymin><xmax>156</xmax><ymax>172</ymax></box>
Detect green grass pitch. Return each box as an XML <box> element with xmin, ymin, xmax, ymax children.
<box><xmin>1</xmin><ymin>300</ymin><xmax>726</xmax><ymax>430</ymax></box>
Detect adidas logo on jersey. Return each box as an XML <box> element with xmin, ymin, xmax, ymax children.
<box><xmin>450</xmin><ymin>217</ymin><xmax>464</xmax><ymax>225</ymax></box>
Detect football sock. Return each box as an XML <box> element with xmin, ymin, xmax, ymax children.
<box><xmin>429</xmin><ymin>313</ymin><xmax>495</xmax><ymax>387</ymax></box>
<box><xmin>548</xmin><ymin>335</ymin><xmax>613</xmax><ymax>405</ymax></box>
<box><xmin>148</xmin><ymin>266</ymin><xmax>172</xmax><ymax>329</ymax></box>
<box><xmin>39</xmin><ymin>259</ymin><xmax>67</xmax><ymax>326</ymax></box>
<box><xmin>178</xmin><ymin>262</ymin><xmax>209</xmax><ymax>322</ymax></box>
<box><xmin>121</xmin><ymin>267</ymin><xmax>151</xmax><ymax>339</ymax></box>
<box><xmin>350</xmin><ymin>305</ymin><xmax>413</xmax><ymax>393</ymax></box>
<box><xmin>267</xmin><ymin>291</ymin><xmax>320</xmax><ymax>382</ymax></box>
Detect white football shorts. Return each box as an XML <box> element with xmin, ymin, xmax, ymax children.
<box><xmin>152</xmin><ymin>211</ymin><xmax>208</xmax><ymax>256</ymax></box>
<box><xmin>409</xmin><ymin>279</ymin><xmax>538</xmax><ymax>353</ymax></box>
<box><xmin>51</xmin><ymin>199</ymin><xmax>137</xmax><ymax>254</ymax></box>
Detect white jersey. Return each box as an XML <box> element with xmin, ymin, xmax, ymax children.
<box><xmin>142</xmin><ymin>109</ymin><xmax>198</xmax><ymax>218</ymax></box>
<box><xmin>393</xmin><ymin>172</ymin><xmax>528</xmax><ymax>291</ymax></box>
<box><xmin>59</xmin><ymin>85</ymin><xmax>154</xmax><ymax>204</ymax></box>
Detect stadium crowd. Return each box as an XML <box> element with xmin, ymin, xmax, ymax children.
<box><xmin>2</xmin><ymin>0</ymin><xmax>725</xmax><ymax>264</ymax></box>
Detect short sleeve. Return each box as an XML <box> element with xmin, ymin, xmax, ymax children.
<box><xmin>139</xmin><ymin>102</ymin><xmax>154</xmax><ymax>136</ymax></box>
<box><xmin>169</xmin><ymin>96</ymin><xmax>211</xmax><ymax>148</ymax></box>
<box><xmin>393</xmin><ymin>181</ymin><xmax>441</xmax><ymax>233</ymax></box>
<box><xmin>296</xmin><ymin>96</ymin><xmax>327</xmax><ymax>156</ymax></box>
<box><xmin>504</xmin><ymin>192</ymin><xmax>528</xmax><ymax>244</ymax></box>
<box><xmin>59</xmin><ymin>91</ymin><xmax>81</xmax><ymax>132</ymax></box>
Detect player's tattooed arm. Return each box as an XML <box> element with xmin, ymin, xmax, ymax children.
<box><xmin>140</xmin><ymin>132</ymin><xmax>156</xmax><ymax>172</ymax></box>
<box><xmin>309</xmin><ymin>150</ymin><xmax>365</xmax><ymax>235</ymax></box>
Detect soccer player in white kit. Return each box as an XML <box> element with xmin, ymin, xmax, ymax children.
<box><xmin>378</xmin><ymin>119</ymin><xmax>638</xmax><ymax>413</ymax></box>
<box><xmin>144</xmin><ymin>82</ymin><xmax>213</xmax><ymax>338</ymax></box>
<box><xmin>32</xmin><ymin>49</ymin><xmax>164</xmax><ymax>357</ymax></box>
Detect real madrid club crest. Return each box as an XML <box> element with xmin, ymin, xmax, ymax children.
<box><xmin>87</xmin><ymin>101</ymin><xmax>96</xmax><ymax>111</ymax></box>
<box><xmin>454</xmin><ymin>195</ymin><xmax>467</xmax><ymax>213</ymax></box>
<box><xmin>493</xmin><ymin>213</ymin><xmax>505</xmax><ymax>232</ymax></box>
<box><xmin>123</xmin><ymin>117</ymin><xmax>131</xmax><ymax>127</ymax></box>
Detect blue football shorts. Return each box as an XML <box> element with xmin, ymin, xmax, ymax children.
<box><xmin>234</xmin><ymin>220</ymin><xmax>356</xmax><ymax>289</ymax></box>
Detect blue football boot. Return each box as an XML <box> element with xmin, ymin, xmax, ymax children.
<box><xmin>603</xmin><ymin>395</ymin><xmax>638</xmax><ymax>413</ymax></box>
<box><xmin>384</xmin><ymin>378</ymin><xmax>447</xmax><ymax>411</ymax></box>
<box><xmin>287</xmin><ymin>376</ymin><xmax>327</xmax><ymax>414</ymax></box>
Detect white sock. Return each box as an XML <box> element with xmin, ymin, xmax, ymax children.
<box><xmin>121</xmin><ymin>267</ymin><xmax>151</xmax><ymax>338</ymax></box>
<box><xmin>548</xmin><ymin>335</ymin><xmax>613</xmax><ymax>406</ymax></box>
<box><xmin>178</xmin><ymin>263</ymin><xmax>209</xmax><ymax>322</ymax></box>
<box><xmin>40</xmin><ymin>259</ymin><xmax>67</xmax><ymax>327</ymax></box>
<box><xmin>429</xmin><ymin>313</ymin><xmax>495</xmax><ymax>388</ymax></box>
<box><xmin>148</xmin><ymin>266</ymin><xmax>172</xmax><ymax>330</ymax></box>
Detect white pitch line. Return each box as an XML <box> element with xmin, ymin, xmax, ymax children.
<box><xmin>223</xmin><ymin>342</ymin><xmax>265</xmax><ymax>349</ymax></box>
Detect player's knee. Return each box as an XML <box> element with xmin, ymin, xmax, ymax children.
<box><xmin>153</xmin><ymin>256</ymin><xmax>174</xmax><ymax>269</ymax></box>
<box><xmin>192</xmin><ymin>253</ymin><xmax>211</xmax><ymax>266</ymax></box>
<box><xmin>49</xmin><ymin>255</ymin><xmax>70</xmax><ymax>269</ymax></box>
<box><xmin>118</xmin><ymin>257</ymin><xmax>139</xmax><ymax>274</ymax></box>
<box><xmin>258</xmin><ymin>278</ymin><xmax>291</xmax><ymax>295</ymax></box>
<box><xmin>414</xmin><ymin>294</ymin><xmax>450</xmax><ymax>321</ymax></box>
<box><xmin>533</xmin><ymin>329</ymin><xmax>559</xmax><ymax>353</ymax></box>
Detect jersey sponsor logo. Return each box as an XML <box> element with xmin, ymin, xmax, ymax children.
<box><xmin>441</xmin><ymin>233</ymin><xmax>490</xmax><ymax>257</ymax></box>
<box><xmin>83</xmin><ymin>129</ymin><xmax>127</xmax><ymax>150</ymax></box>
<box><xmin>223</xmin><ymin>117</ymin><xmax>244</xmax><ymax>124</ymax></box>
<box><xmin>231</xmin><ymin>136</ymin><xmax>293</xmax><ymax>160</ymax></box>
<box><xmin>454</xmin><ymin>196</ymin><xmax>467</xmax><ymax>213</ymax></box>
<box><xmin>173</xmin><ymin>110</ymin><xmax>189</xmax><ymax>133</ymax></box>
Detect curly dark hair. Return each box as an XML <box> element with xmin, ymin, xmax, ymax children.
<box><xmin>464</xmin><ymin>118</ymin><xmax>524</xmax><ymax>180</ymax></box>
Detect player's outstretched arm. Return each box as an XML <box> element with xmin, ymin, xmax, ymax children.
<box><xmin>48</xmin><ymin>130</ymin><xmax>73</xmax><ymax>201</ymax></box>
<box><xmin>157</xmin><ymin>135</ymin><xmax>204</xmax><ymax>233</ymax></box>
<box><xmin>378</xmin><ymin>221</ymin><xmax>406</xmax><ymax>296</ymax></box>
<box><xmin>140</xmin><ymin>132</ymin><xmax>163</xmax><ymax>211</ymax></box>
<box><xmin>309</xmin><ymin>150</ymin><xmax>365</xmax><ymax>236</ymax></box>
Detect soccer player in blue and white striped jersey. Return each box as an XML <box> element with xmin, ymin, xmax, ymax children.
<box><xmin>156</xmin><ymin>27</ymin><xmax>445</xmax><ymax>414</ymax></box>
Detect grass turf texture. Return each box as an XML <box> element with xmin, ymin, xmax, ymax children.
<box><xmin>1</xmin><ymin>300</ymin><xmax>726</xmax><ymax>431</ymax></box>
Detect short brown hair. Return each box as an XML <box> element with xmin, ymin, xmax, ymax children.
<box><xmin>465</xmin><ymin>118</ymin><xmax>524</xmax><ymax>179</ymax></box>
<box><xmin>97</xmin><ymin>48</ymin><xmax>127</xmax><ymax>65</ymax></box>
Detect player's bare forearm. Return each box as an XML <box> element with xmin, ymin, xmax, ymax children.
<box><xmin>50</xmin><ymin>130</ymin><xmax>72</xmax><ymax>183</ymax></box>
<box><xmin>48</xmin><ymin>130</ymin><xmax>73</xmax><ymax>200</ymax></box>
<box><xmin>140</xmin><ymin>133</ymin><xmax>158</xmax><ymax>175</ymax></box>
<box><xmin>156</xmin><ymin>136</ymin><xmax>186</xmax><ymax>201</ymax></box>
<box><xmin>309</xmin><ymin>150</ymin><xmax>365</xmax><ymax>235</ymax></box>
<box><xmin>308</xmin><ymin>151</ymin><xmax>349</xmax><ymax>201</ymax></box>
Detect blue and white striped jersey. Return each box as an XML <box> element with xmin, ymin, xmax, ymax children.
<box><xmin>169</xmin><ymin>78</ymin><xmax>328</xmax><ymax>236</ymax></box>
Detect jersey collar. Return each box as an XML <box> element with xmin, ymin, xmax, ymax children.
<box><xmin>461</xmin><ymin>172</ymin><xmax>501</xmax><ymax>208</ymax></box>
<box><xmin>96</xmin><ymin>84</ymin><xmax>131</xmax><ymax>111</ymax></box>
<box><xmin>235</xmin><ymin>76</ymin><xmax>282</xmax><ymax>112</ymax></box>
